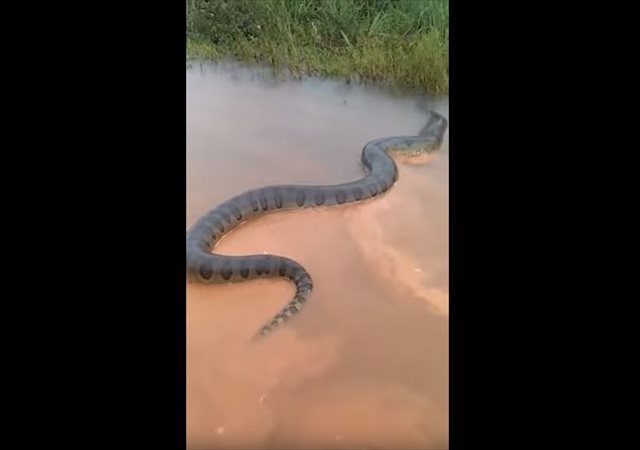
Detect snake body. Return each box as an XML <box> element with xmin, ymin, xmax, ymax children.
<box><xmin>186</xmin><ymin>111</ymin><xmax>448</xmax><ymax>339</ymax></box>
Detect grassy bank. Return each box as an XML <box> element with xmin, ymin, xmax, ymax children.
<box><xmin>187</xmin><ymin>0</ymin><xmax>449</xmax><ymax>94</ymax></box>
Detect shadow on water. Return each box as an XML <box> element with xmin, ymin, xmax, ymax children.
<box><xmin>187</xmin><ymin>61</ymin><xmax>449</xmax><ymax>450</ymax></box>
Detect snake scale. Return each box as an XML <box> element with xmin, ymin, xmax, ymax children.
<box><xmin>186</xmin><ymin>110</ymin><xmax>448</xmax><ymax>340</ymax></box>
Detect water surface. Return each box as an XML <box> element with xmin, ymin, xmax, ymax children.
<box><xmin>187</xmin><ymin>61</ymin><xmax>449</xmax><ymax>450</ymax></box>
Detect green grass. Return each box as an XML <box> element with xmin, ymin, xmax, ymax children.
<box><xmin>187</xmin><ymin>0</ymin><xmax>449</xmax><ymax>94</ymax></box>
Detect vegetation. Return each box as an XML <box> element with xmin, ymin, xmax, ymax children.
<box><xmin>187</xmin><ymin>0</ymin><xmax>449</xmax><ymax>94</ymax></box>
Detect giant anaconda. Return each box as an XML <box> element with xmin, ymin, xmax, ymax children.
<box><xmin>186</xmin><ymin>110</ymin><xmax>448</xmax><ymax>340</ymax></box>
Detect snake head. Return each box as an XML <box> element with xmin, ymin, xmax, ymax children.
<box><xmin>418</xmin><ymin>111</ymin><xmax>448</xmax><ymax>144</ymax></box>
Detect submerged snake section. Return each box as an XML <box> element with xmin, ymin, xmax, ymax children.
<box><xmin>186</xmin><ymin>110</ymin><xmax>448</xmax><ymax>340</ymax></box>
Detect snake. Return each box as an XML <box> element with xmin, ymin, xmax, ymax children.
<box><xmin>186</xmin><ymin>110</ymin><xmax>448</xmax><ymax>340</ymax></box>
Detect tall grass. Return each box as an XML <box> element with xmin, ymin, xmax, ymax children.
<box><xmin>187</xmin><ymin>0</ymin><xmax>449</xmax><ymax>94</ymax></box>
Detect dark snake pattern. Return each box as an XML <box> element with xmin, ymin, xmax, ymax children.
<box><xmin>186</xmin><ymin>111</ymin><xmax>448</xmax><ymax>340</ymax></box>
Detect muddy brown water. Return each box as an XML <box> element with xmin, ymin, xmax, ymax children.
<box><xmin>187</xmin><ymin>62</ymin><xmax>449</xmax><ymax>450</ymax></box>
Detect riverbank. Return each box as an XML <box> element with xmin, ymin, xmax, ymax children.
<box><xmin>187</xmin><ymin>0</ymin><xmax>449</xmax><ymax>94</ymax></box>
